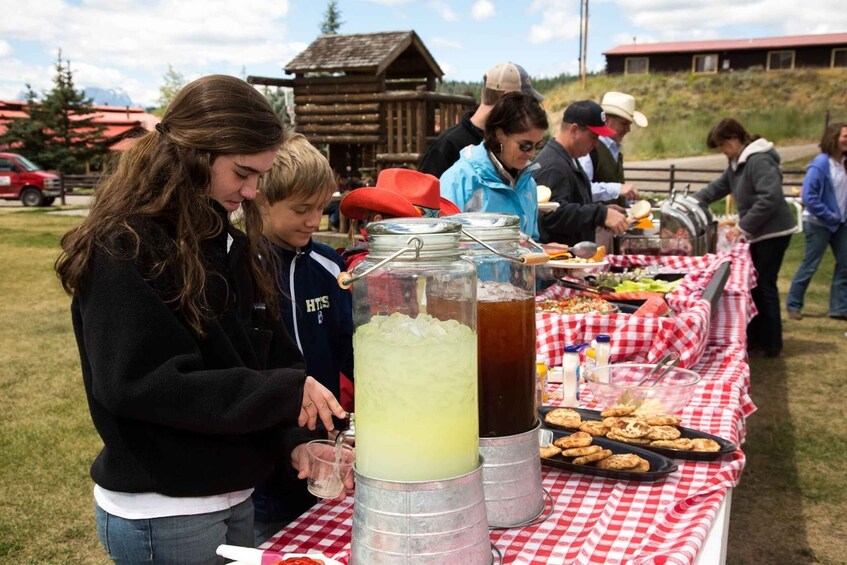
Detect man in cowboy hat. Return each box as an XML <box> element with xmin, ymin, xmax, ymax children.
<box><xmin>533</xmin><ymin>100</ymin><xmax>631</xmax><ymax>246</ymax></box>
<box><xmin>579</xmin><ymin>91</ymin><xmax>648</xmax><ymax>206</ymax></box>
<box><xmin>418</xmin><ymin>61</ymin><xmax>543</xmax><ymax>178</ymax></box>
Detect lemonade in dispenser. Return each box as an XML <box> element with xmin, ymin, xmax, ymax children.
<box><xmin>339</xmin><ymin>217</ymin><xmax>478</xmax><ymax>482</ymax></box>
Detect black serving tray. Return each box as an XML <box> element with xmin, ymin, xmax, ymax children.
<box><xmin>541</xmin><ymin>428</ymin><xmax>677</xmax><ymax>481</ymax></box>
<box><xmin>539</xmin><ymin>406</ymin><xmax>737</xmax><ymax>461</ymax></box>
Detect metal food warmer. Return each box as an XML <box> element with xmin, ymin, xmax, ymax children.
<box><xmin>615</xmin><ymin>188</ymin><xmax>717</xmax><ymax>256</ymax></box>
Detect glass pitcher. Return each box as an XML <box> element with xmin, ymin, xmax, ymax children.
<box><xmin>340</xmin><ymin>217</ymin><xmax>478</xmax><ymax>481</ymax></box>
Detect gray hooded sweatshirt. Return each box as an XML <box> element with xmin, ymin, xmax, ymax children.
<box><xmin>694</xmin><ymin>138</ymin><xmax>798</xmax><ymax>243</ymax></box>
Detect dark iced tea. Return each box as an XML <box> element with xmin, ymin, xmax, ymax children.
<box><xmin>477</xmin><ymin>294</ymin><xmax>536</xmax><ymax>437</ymax></box>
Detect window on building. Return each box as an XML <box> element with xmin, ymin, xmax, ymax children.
<box><xmin>833</xmin><ymin>48</ymin><xmax>847</xmax><ymax>68</ymax></box>
<box><xmin>692</xmin><ymin>54</ymin><xmax>719</xmax><ymax>73</ymax></box>
<box><xmin>767</xmin><ymin>50</ymin><xmax>795</xmax><ymax>70</ymax></box>
<box><xmin>625</xmin><ymin>57</ymin><xmax>649</xmax><ymax>74</ymax></box>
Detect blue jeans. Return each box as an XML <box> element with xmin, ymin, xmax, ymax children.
<box><xmin>95</xmin><ymin>498</ymin><xmax>254</xmax><ymax>564</ymax></box>
<box><xmin>786</xmin><ymin>220</ymin><xmax>847</xmax><ymax>316</ymax></box>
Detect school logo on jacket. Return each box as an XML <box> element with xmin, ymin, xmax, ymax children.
<box><xmin>305</xmin><ymin>295</ymin><xmax>331</xmax><ymax>324</ymax></box>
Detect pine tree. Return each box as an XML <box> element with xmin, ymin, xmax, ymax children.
<box><xmin>0</xmin><ymin>52</ymin><xmax>107</xmax><ymax>173</ymax></box>
<box><xmin>320</xmin><ymin>0</ymin><xmax>343</xmax><ymax>35</ymax></box>
<box><xmin>155</xmin><ymin>65</ymin><xmax>187</xmax><ymax>116</ymax></box>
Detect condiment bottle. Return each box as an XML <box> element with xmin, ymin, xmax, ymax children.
<box><xmin>561</xmin><ymin>345</ymin><xmax>581</xmax><ymax>407</ymax></box>
<box><xmin>594</xmin><ymin>334</ymin><xmax>612</xmax><ymax>383</ymax></box>
<box><xmin>340</xmin><ymin>217</ymin><xmax>478</xmax><ymax>482</ymax></box>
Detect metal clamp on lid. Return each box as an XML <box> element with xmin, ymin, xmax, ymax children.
<box><xmin>336</xmin><ymin>236</ymin><xmax>423</xmax><ymax>289</ymax></box>
<box><xmin>460</xmin><ymin>228</ymin><xmax>549</xmax><ymax>265</ymax></box>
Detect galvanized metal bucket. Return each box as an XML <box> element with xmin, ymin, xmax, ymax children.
<box><xmin>352</xmin><ymin>458</ymin><xmax>492</xmax><ymax>564</ymax></box>
<box><xmin>478</xmin><ymin>420</ymin><xmax>545</xmax><ymax>528</ymax></box>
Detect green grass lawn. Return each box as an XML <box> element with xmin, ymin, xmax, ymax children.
<box><xmin>1</xmin><ymin>207</ymin><xmax>846</xmax><ymax>563</ymax></box>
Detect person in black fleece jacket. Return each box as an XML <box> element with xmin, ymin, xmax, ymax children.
<box><xmin>55</xmin><ymin>75</ymin><xmax>348</xmax><ymax>564</ymax></box>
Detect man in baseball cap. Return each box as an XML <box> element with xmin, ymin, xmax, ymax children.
<box><xmin>418</xmin><ymin>61</ymin><xmax>543</xmax><ymax>178</ymax></box>
<box><xmin>532</xmin><ymin>100</ymin><xmax>630</xmax><ymax>245</ymax></box>
<box><xmin>579</xmin><ymin>91</ymin><xmax>647</xmax><ymax>207</ymax></box>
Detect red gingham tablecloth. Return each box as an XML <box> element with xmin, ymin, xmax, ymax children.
<box><xmin>536</xmin><ymin>246</ymin><xmax>753</xmax><ymax>371</ymax></box>
<box><xmin>262</xmin><ymin>246</ymin><xmax>758</xmax><ymax>564</ymax></box>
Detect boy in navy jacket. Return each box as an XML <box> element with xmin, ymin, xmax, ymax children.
<box><xmin>253</xmin><ymin>133</ymin><xmax>354</xmax><ymax>541</ymax></box>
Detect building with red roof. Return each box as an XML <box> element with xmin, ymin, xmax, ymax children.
<box><xmin>604</xmin><ymin>32</ymin><xmax>847</xmax><ymax>75</ymax></box>
<box><xmin>0</xmin><ymin>100</ymin><xmax>159</xmax><ymax>152</ymax></box>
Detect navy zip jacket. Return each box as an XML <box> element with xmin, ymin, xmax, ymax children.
<box><xmin>270</xmin><ymin>239</ymin><xmax>354</xmax><ymax>397</ymax></box>
<box><xmin>253</xmin><ymin>238</ymin><xmax>354</xmax><ymax>523</ymax></box>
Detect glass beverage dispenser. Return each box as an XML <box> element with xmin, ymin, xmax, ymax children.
<box><xmin>340</xmin><ymin>218</ymin><xmax>478</xmax><ymax>482</ymax></box>
<box><xmin>453</xmin><ymin>213</ymin><xmax>547</xmax><ymax>437</ymax></box>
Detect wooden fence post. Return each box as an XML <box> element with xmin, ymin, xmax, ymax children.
<box><xmin>669</xmin><ymin>164</ymin><xmax>676</xmax><ymax>193</ymax></box>
<box><xmin>59</xmin><ymin>171</ymin><xmax>66</xmax><ymax>206</ymax></box>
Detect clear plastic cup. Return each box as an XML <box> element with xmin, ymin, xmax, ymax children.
<box><xmin>305</xmin><ymin>439</ymin><xmax>354</xmax><ymax>499</ymax></box>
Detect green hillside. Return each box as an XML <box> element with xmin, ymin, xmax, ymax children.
<box><xmin>540</xmin><ymin>68</ymin><xmax>847</xmax><ymax>160</ymax></box>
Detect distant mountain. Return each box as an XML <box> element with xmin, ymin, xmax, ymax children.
<box><xmin>14</xmin><ymin>86</ymin><xmax>137</xmax><ymax>108</ymax></box>
<box><xmin>82</xmin><ymin>87</ymin><xmax>135</xmax><ymax>107</ymax></box>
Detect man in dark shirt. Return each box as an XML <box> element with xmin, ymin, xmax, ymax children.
<box><xmin>533</xmin><ymin>100</ymin><xmax>630</xmax><ymax>245</ymax></box>
<box><xmin>418</xmin><ymin>62</ymin><xmax>543</xmax><ymax>178</ymax></box>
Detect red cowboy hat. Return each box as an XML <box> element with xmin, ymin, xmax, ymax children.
<box><xmin>340</xmin><ymin>168</ymin><xmax>461</xmax><ymax>221</ymax></box>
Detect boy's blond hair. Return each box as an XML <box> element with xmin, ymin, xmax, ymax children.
<box><xmin>259</xmin><ymin>133</ymin><xmax>335</xmax><ymax>204</ymax></box>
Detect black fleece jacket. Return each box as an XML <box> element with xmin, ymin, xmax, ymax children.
<box><xmin>418</xmin><ymin>109</ymin><xmax>484</xmax><ymax>178</ymax></box>
<box><xmin>533</xmin><ymin>138</ymin><xmax>608</xmax><ymax>245</ymax></box>
<box><xmin>72</xmin><ymin>208</ymin><xmax>319</xmax><ymax>497</ymax></box>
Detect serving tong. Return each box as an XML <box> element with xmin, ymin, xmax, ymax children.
<box><xmin>614</xmin><ymin>352</ymin><xmax>681</xmax><ymax>407</ymax></box>
<box><xmin>557</xmin><ymin>277</ymin><xmax>615</xmax><ymax>295</ymax></box>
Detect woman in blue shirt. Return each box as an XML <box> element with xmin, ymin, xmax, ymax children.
<box><xmin>439</xmin><ymin>91</ymin><xmax>548</xmax><ymax>239</ymax></box>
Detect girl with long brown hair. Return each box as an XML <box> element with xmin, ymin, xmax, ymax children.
<box><xmin>56</xmin><ymin>75</ymin><xmax>346</xmax><ymax>562</ymax></box>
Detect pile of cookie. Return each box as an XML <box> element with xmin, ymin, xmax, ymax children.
<box><xmin>543</xmin><ymin>406</ymin><xmax>721</xmax><ymax>452</ymax></box>
<box><xmin>540</xmin><ymin>430</ymin><xmax>651</xmax><ymax>472</ymax></box>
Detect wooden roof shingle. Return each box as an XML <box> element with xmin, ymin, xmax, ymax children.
<box><xmin>284</xmin><ymin>30</ymin><xmax>443</xmax><ymax>78</ymax></box>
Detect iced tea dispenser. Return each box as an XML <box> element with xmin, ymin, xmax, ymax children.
<box><xmin>453</xmin><ymin>213</ymin><xmax>549</xmax><ymax>528</ymax></box>
<box><xmin>453</xmin><ymin>213</ymin><xmax>546</xmax><ymax>437</ymax></box>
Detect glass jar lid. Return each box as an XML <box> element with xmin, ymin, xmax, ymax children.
<box><xmin>366</xmin><ymin>217</ymin><xmax>462</xmax><ymax>260</ymax></box>
<box><xmin>451</xmin><ymin>212</ymin><xmax>521</xmax><ymax>243</ymax></box>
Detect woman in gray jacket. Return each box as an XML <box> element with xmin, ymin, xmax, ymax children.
<box><xmin>694</xmin><ymin>118</ymin><xmax>797</xmax><ymax>357</ymax></box>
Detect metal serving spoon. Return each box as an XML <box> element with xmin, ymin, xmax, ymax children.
<box><xmin>571</xmin><ymin>241</ymin><xmax>598</xmax><ymax>259</ymax></box>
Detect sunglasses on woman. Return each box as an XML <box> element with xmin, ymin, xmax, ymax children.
<box><xmin>516</xmin><ymin>139</ymin><xmax>546</xmax><ymax>153</ymax></box>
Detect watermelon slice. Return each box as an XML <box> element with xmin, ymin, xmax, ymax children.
<box><xmin>633</xmin><ymin>295</ymin><xmax>672</xmax><ymax>317</ymax></box>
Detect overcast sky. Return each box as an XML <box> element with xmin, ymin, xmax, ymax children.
<box><xmin>1</xmin><ymin>0</ymin><xmax>846</xmax><ymax>107</ymax></box>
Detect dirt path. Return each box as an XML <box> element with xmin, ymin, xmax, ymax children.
<box><xmin>620</xmin><ymin>143</ymin><xmax>818</xmax><ymax>194</ymax></box>
<box><xmin>625</xmin><ymin>143</ymin><xmax>819</xmax><ymax>169</ymax></box>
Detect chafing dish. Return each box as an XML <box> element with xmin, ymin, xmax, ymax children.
<box><xmin>615</xmin><ymin>189</ymin><xmax>717</xmax><ymax>256</ymax></box>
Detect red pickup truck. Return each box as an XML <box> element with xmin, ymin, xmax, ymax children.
<box><xmin>0</xmin><ymin>152</ymin><xmax>63</xmax><ymax>206</ymax></box>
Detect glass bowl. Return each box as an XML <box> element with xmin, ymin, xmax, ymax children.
<box><xmin>584</xmin><ymin>363</ymin><xmax>701</xmax><ymax>415</ymax></box>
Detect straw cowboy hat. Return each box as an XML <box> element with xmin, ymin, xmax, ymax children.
<box><xmin>600</xmin><ymin>92</ymin><xmax>648</xmax><ymax>128</ymax></box>
<box><xmin>340</xmin><ymin>168</ymin><xmax>462</xmax><ymax>221</ymax></box>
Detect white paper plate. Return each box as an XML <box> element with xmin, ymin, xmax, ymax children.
<box><xmin>230</xmin><ymin>556</ymin><xmax>343</xmax><ymax>565</ymax></box>
<box><xmin>546</xmin><ymin>259</ymin><xmax>608</xmax><ymax>269</ymax></box>
<box><xmin>538</xmin><ymin>202</ymin><xmax>560</xmax><ymax>213</ymax></box>
<box><xmin>218</xmin><ymin>544</ymin><xmax>343</xmax><ymax>565</ymax></box>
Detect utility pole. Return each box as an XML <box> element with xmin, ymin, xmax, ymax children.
<box><xmin>580</xmin><ymin>0</ymin><xmax>589</xmax><ymax>90</ymax></box>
